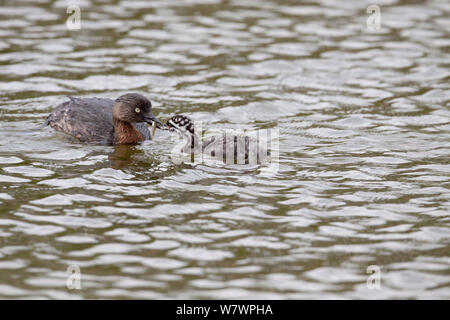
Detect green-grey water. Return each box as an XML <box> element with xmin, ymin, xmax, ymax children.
<box><xmin>0</xmin><ymin>0</ymin><xmax>449</xmax><ymax>299</ymax></box>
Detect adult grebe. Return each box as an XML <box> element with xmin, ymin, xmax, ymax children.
<box><xmin>45</xmin><ymin>93</ymin><xmax>165</xmax><ymax>145</ymax></box>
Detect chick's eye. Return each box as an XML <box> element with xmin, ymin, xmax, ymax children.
<box><xmin>135</xmin><ymin>108</ymin><xmax>140</xmax><ymax>113</ymax></box>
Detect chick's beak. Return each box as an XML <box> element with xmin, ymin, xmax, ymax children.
<box><xmin>143</xmin><ymin>113</ymin><xmax>166</xmax><ymax>130</ymax></box>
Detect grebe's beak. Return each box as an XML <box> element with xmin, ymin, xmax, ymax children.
<box><xmin>143</xmin><ymin>113</ymin><xmax>167</xmax><ymax>130</ymax></box>
<box><xmin>165</xmin><ymin>119</ymin><xmax>178</xmax><ymax>132</ymax></box>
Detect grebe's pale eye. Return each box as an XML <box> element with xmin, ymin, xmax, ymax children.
<box><xmin>135</xmin><ymin>107</ymin><xmax>140</xmax><ymax>113</ymax></box>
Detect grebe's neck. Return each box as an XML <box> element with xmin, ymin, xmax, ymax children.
<box><xmin>113</xmin><ymin>118</ymin><xmax>144</xmax><ymax>145</ymax></box>
<box><xmin>181</xmin><ymin>129</ymin><xmax>202</xmax><ymax>151</ymax></box>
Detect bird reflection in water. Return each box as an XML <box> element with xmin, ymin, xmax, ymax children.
<box><xmin>108</xmin><ymin>145</ymin><xmax>139</xmax><ymax>169</ymax></box>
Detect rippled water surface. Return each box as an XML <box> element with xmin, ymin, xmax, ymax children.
<box><xmin>0</xmin><ymin>0</ymin><xmax>449</xmax><ymax>299</ymax></box>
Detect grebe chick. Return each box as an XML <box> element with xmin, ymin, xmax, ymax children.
<box><xmin>45</xmin><ymin>93</ymin><xmax>165</xmax><ymax>145</ymax></box>
<box><xmin>166</xmin><ymin>115</ymin><xmax>270</xmax><ymax>164</ymax></box>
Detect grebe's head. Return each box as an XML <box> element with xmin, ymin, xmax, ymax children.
<box><xmin>166</xmin><ymin>115</ymin><xmax>194</xmax><ymax>137</ymax></box>
<box><xmin>113</xmin><ymin>93</ymin><xmax>164</xmax><ymax>128</ymax></box>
